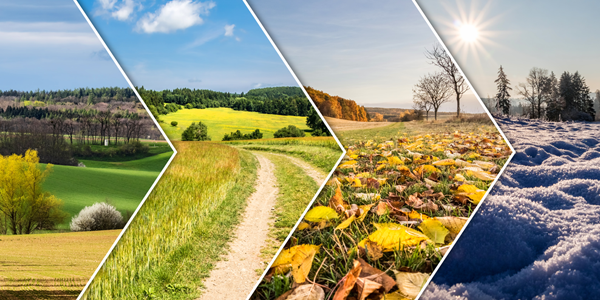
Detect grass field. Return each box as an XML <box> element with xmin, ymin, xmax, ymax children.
<box><xmin>40</xmin><ymin>143</ymin><xmax>173</xmax><ymax>230</ymax></box>
<box><xmin>42</xmin><ymin>164</ymin><xmax>161</xmax><ymax>230</ymax></box>
<box><xmin>0</xmin><ymin>230</ymin><xmax>121</xmax><ymax>300</ymax></box>
<box><xmin>82</xmin><ymin>142</ymin><xmax>259</xmax><ymax>300</ymax></box>
<box><xmin>159</xmin><ymin>107</ymin><xmax>311</xmax><ymax>141</ymax></box>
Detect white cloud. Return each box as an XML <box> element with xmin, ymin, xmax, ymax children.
<box><xmin>98</xmin><ymin>0</ymin><xmax>118</xmax><ymax>10</ymax></box>
<box><xmin>136</xmin><ymin>0</ymin><xmax>215</xmax><ymax>34</ymax></box>
<box><xmin>224</xmin><ymin>24</ymin><xmax>235</xmax><ymax>37</ymax></box>
<box><xmin>0</xmin><ymin>22</ymin><xmax>99</xmax><ymax>46</ymax></box>
<box><xmin>111</xmin><ymin>0</ymin><xmax>137</xmax><ymax>21</ymax></box>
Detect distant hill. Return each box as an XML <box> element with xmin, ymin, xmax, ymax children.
<box><xmin>305</xmin><ymin>86</ymin><xmax>369</xmax><ymax>122</ymax></box>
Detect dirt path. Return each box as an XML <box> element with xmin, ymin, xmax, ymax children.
<box><xmin>198</xmin><ymin>154</ymin><xmax>278</xmax><ymax>300</ymax></box>
<box><xmin>268</xmin><ymin>153</ymin><xmax>328</xmax><ymax>185</ymax></box>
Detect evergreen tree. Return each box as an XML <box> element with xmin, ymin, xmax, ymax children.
<box><xmin>494</xmin><ymin>65</ymin><xmax>512</xmax><ymax>115</ymax></box>
<box><xmin>306</xmin><ymin>107</ymin><xmax>331</xmax><ymax>136</ymax></box>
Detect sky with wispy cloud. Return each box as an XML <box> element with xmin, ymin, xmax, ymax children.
<box><xmin>0</xmin><ymin>0</ymin><xmax>128</xmax><ymax>91</ymax></box>
<box><xmin>247</xmin><ymin>0</ymin><xmax>484</xmax><ymax>112</ymax></box>
<box><xmin>78</xmin><ymin>0</ymin><xmax>296</xmax><ymax>92</ymax></box>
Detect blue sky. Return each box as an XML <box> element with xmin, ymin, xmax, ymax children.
<box><xmin>77</xmin><ymin>0</ymin><xmax>297</xmax><ymax>92</ymax></box>
<box><xmin>247</xmin><ymin>0</ymin><xmax>484</xmax><ymax>112</ymax></box>
<box><xmin>417</xmin><ymin>0</ymin><xmax>600</xmax><ymax>98</ymax></box>
<box><xmin>0</xmin><ymin>0</ymin><xmax>128</xmax><ymax>91</ymax></box>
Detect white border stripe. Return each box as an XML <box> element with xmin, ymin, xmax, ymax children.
<box><xmin>72</xmin><ymin>1</ymin><xmax>178</xmax><ymax>299</ymax></box>
<box><xmin>411</xmin><ymin>1</ymin><xmax>516</xmax><ymax>299</ymax></box>
<box><xmin>242</xmin><ymin>1</ymin><xmax>348</xmax><ymax>299</ymax></box>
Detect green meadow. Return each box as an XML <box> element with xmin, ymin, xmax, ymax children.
<box><xmin>41</xmin><ymin>145</ymin><xmax>173</xmax><ymax>230</ymax></box>
<box><xmin>159</xmin><ymin>107</ymin><xmax>311</xmax><ymax>141</ymax></box>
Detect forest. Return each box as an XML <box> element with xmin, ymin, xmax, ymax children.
<box><xmin>138</xmin><ymin>86</ymin><xmax>313</xmax><ymax>118</ymax></box>
<box><xmin>304</xmin><ymin>86</ymin><xmax>370</xmax><ymax>121</ymax></box>
<box><xmin>490</xmin><ymin>66</ymin><xmax>600</xmax><ymax>121</ymax></box>
<box><xmin>0</xmin><ymin>89</ymin><xmax>159</xmax><ymax>165</ymax></box>
<box><xmin>0</xmin><ymin>87</ymin><xmax>137</xmax><ymax>104</ymax></box>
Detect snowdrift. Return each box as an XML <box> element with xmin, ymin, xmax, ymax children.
<box><xmin>422</xmin><ymin>117</ymin><xmax>600</xmax><ymax>300</ymax></box>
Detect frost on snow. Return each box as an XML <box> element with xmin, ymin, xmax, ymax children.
<box><xmin>422</xmin><ymin>117</ymin><xmax>600</xmax><ymax>300</ymax></box>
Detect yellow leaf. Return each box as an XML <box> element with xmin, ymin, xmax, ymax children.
<box><xmin>335</xmin><ymin>215</ymin><xmax>356</xmax><ymax>230</ymax></box>
<box><xmin>456</xmin><ymin>184</ymin><xmax>478</xmax><ymax>193</ymax></box>
<box><xmin>418</xmin><ymin>219</ymin><xmax>449</xmax><ymax>245</ymax></box>
<box><xmin>468</xmin><ymin>190</ymin><xmax>486</xmax><ymax>204</ymax></box>
<box><xmin>432</xmin><ymin>158</ymin><xmax>455</xmax><ymax>166</ymax></box>
<box><xmin>351</xmin><ymin>178</ymin><xmax>363</xmax><ymax>188</ymax></box>
<box><xmin>434</xmin><ymin>216</ymin><xmax>468</xmax><ymax>234</ymax></box>
<box><xmin>376</xmin><ymin>164</ymin><xmax>387</xmax><ymax>171</ymax></box>
<box><xmin>422</xmin><ymin>165</ymin><xmax>438</xmax><ymax>173</ymax></box>
<box><xmin>393</xmin><ymin>271</ymin><xmax>429</xmax><ymax>299</ymax></box>
<box><xmin>358</xmin><ymin>223</ymin><xmax>430</xmax><ymax>252</ymax></box>
<box><xmin>290</xmin><ymin>244</ymin><xmax>321</xmax><ymax>283</ymax></box>
<box><xmin>382</xmin><ymin>291</ymin><xmax>411</xmax><ymax>300</ymax></box>
<box><xmin>297</xmin><ymin>222</ymin><xmax>310</xmax><ymax>230</ymax></box>
<box><xmin>387</xmin><ymin>156</ymin><xmax>403</xmax><ymax>166</ymax></box>
<box><xmin>357</xmin><ymin>204</ymin><xmax>374</xmax><ymax>222</ymax></box>
<box><xmin>454</xmin><ymin>173</ymin><xmax>466</xmax><ymax>182</ymax></box>
<box><xmin>407</xmin><ymin>210</ymin><xmax>429</xmax><ymax>220</ymax></box>
<box><xmin>304</xmin><ymin>206</ymin><xmax>339</xmax><ymax>223</ymax></box>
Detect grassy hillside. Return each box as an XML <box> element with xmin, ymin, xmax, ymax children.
<box><xmin>43</xmin><ymin>163</ymin><xmax>161</xmax><ymax>229</ymax></box>
<box><xmin>159</xmin><ymin>107</ymin><xmax>311</xmax><ymax>141</ymax></box>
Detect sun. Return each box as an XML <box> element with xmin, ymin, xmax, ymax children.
<box><xmin>459</xmin><ymin>24</ymin><xmax>479</xmax><ymax>42</ymax></box>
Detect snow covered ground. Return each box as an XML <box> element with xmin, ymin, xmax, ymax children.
<box><xmin>422</xmin><ymin>117</ymin><xmax>600</xmax><ymax>300</ymax></box>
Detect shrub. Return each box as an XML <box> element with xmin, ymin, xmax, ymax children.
<box><xmin>181</xmin><ymin>121</ymin><xmax>211</xmax><ymax>141</ymax></box>
<box><xmin>274</xmin><ymin>125</ymin><xmax>306</xmax><ymax>138</ymax></box>
<box><xmin>70</xmin><ymin>202</ymin><xmax>123</xmax><ymax>232</ymax></box>
<box><xmin>171</xmin><ymin>121</ymin><xmax>178</xmax><ymax>126</ymax></box>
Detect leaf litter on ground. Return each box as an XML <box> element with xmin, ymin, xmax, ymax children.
<box><xmin>256</xmin><ymin>130</ymin><xmax>511</xmax><ymax>300</ymax></box>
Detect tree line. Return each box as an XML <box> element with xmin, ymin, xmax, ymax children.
<box><xmin>0</xmin><ymin>87</ymin><xmax>137</xmax><ymax>105</ymax></box>
<box><xmin>305</xmin><ymin>86</ymin><xmax>370</xmax><ymax>122</ymax></box>
<box><xmin>139</xmin><ymin>86</ymin><xmax>313</xmax><ymax>118</ymax></box>
<box><xmin>493</xmin><ymin>66</ymin><xmax>597</xmax><ymax>121</ymax></box>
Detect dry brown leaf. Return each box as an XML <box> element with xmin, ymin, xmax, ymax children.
<box><xmin>393</xmin><ymin>271</ymin><xmax>429</xmax><ymax>299</ymax></box>
<box><xmin>332</xmin><ymin>260</ymin><xmax>362</xmax><ymax>300</ymax></box>
<box><xmin>285</xmin><ymin>284</ymin><xmax>325</xmax><ymax>300</ymax></box>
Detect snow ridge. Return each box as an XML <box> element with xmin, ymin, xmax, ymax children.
<box><xmin>422</xmin><ymin>117</ymin><xmax>600</xmax><ymax>300</ymax></box>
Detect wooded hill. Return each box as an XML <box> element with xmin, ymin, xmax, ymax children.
<box><xmin>304</xmin><ymin>86</ymin><xmax>369</xmax><ymax>121</ymax></box>
<box><xmin>138</xmin><ymin>86</ymin><xmax>312</xmax><ymax>117</ymax></box>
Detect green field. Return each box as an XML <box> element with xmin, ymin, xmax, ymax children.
<box><xmin>159</xmin><ymin>107</ymin><xmax>311</xmax><ymax>141</ymax></box>
<box><xmin>42</xmin><ymin>147</ymin><xmax>172</xmax><ymax>229</ymax></box>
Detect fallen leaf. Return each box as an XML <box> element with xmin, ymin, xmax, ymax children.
<box><xmin>291</xmin><ymin>245</ymin><xmax>320</xmax><ymax>283</ymax></box>
<box><xmin>297</xmin><ymin>222</ymin><xmax>310</xmax><ymax>230</ymax></box>
<box><xmin>358</xmin><ymin>223</ymin><xmax>430</xmax><ymax>251</ymax></box>
<box><xmin>418</xmin><ymin>219</ymin><xmax>449</xmax><ymax>245</ymax></box>
<box><xmin>305</xmin><ymin>206</ymin><xmax>339</xmax><ymax>223</ymax></box>
<box><xmin>355</xmin><ymin>193</ymin><xmax>381</xmax><ymax>201</ymax></box>
<box><xmin>286</xmin><ymin>284</ymin><xmax>325</xmax><ymax>300</ymax></box>
<box><xmin>434</xmin><ymin>216</ymin><xmax>468</xmax><ymax>234</ymax></box>
<box><xmin>332</xmin><ymin>260</ymin><xmax>362</xmax><ymax>300</ymax></box>
<box><xmin>329</xmin><ymin>186</ymin><xmax>348</xmax><ymax>213</ymax></box>
<box><xmin>335</xmin><ymin>215</ymin><xmax>356</xmax><ymax>231</ymax></box>
<box><xmin>406</xmin><ymin>194</ymin><xmax>423</xmax><ymax>208</ymax></box>
<box><xmin>432</xmin><ymin>158</ymin><xmax>455</xmax><ymax>166</ymax></box>
<box><xmin>393</xmin><ymin>271</ymin><xmax>429</xmax><ymax>299</ymax></box>
<box><xmin>364</xmin><ymin>240</ymin><xmax>383</xmax><ymax>260</ymax></box>
<box><xmin>356</xmin><ymin>277</ymin><xmax>383</xmax><ymax>300</ymax></box>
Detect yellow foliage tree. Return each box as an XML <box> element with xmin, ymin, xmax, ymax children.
<box><xmin>0</xmin><ymin>150</ymin><xmax>66</xmax><ymax>234</ymax></box>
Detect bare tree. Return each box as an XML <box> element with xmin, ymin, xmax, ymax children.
<box><xmin>516</xmin><ymin>67</ymin><xmax>550</xmax><ymax>119</ymax></box>
<box><xmin>413</xmin><ymin>98</ymin><xmax>433</xmax><ymax>121</ymax></box>
<box><xmin>413</xmin><ymin>73</ymin><xmax>452</xmax><ymax>120</ymax></box>
<box><xmin>425</xmin><ymin>44</ymin><xmax>469</xmax><ymax>117</ymax></box>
